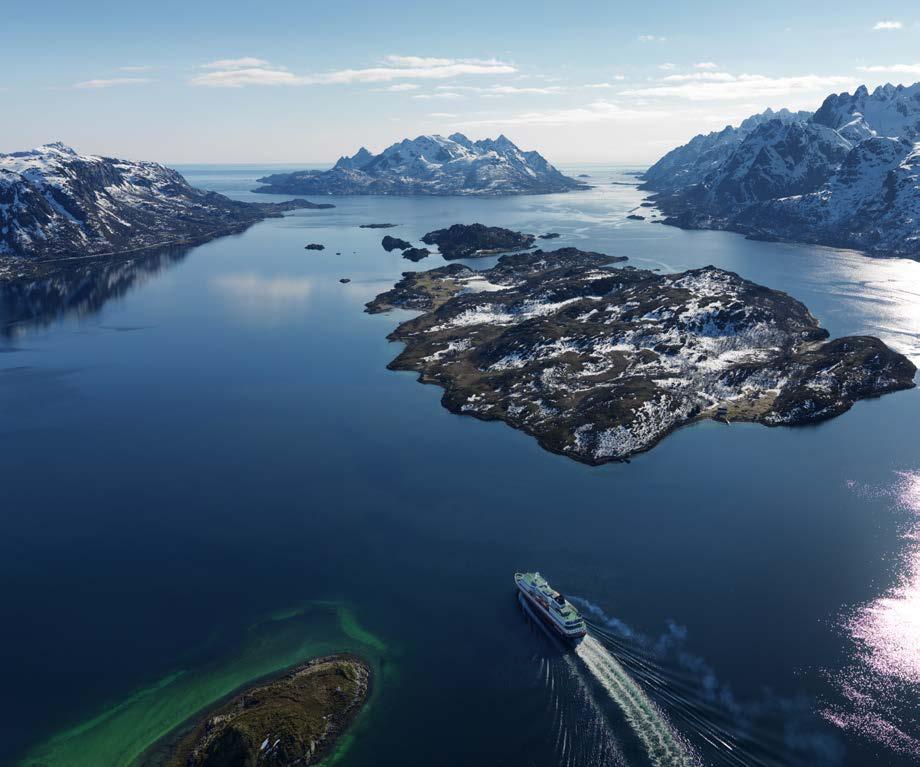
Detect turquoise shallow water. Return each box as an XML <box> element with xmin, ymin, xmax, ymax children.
<box><xmin>1</xmin><ymin>165</ymin><xmax>919</xmax><ymax>766</ymax></box>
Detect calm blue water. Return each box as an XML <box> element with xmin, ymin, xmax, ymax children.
<box><xmin>2</xmin><ymin>165</ymin><xmax>919</xmax><ymax>766</ymax></box>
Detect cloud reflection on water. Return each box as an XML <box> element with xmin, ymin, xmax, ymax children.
<box><xmin>210</xmin><ymin>272</ymin><xmax>314</xmax><ymax>324</ymax></box>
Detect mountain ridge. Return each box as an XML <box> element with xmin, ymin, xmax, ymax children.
<box><xmin>0</xmin><ymin>143</ymin><xmax>315</xmax><ymax>279</ymax></box>
<box><xmin>253</xmin><ymin>133</ymin><xmax>586</xmax><ymax>196</ymax></box>
<box><xmin>641</xmin><ymin>82</ymin><xmax>920</xmax><ymax>259</ymax></box>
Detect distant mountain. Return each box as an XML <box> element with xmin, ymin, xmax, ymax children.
<box><xmin>642</xmin><ymin>84</ymin><xmax>920</xmax><ymax>259</ymax></box>
<box><xmin>254</xmin><ymin>133</ymin><xmax>586</xmax><ymax>196</ymax></box>
<box><xmin>0</xmin><ymin>143</ymin><xmax>314</xmax><ymax>279</ymax></box>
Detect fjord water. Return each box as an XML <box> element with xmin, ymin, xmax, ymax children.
<box><xmin>2</xmin><ymin>166</ymin><xmax>920</xmax><ymax>767</ymax></box>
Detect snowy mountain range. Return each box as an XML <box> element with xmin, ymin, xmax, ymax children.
<box><xmin>642</xmin><ymin>84</ymin><xmax>920</xmax><ymax>259</ymax></box>
<box><xmin>0</xmin><ymin>143</ymin><xmax>310</xmax><ymax>279</ymax></box>
<box><xmin>254</xmin><ymin>133</ymin><xmax>586</xmax><ymax>196</ymax></box>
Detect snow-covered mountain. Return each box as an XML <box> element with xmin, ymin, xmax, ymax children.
<box><xmin>0</xmin><ymin>143</ymin><xmax>309</xmax><ymax>278</ymax></box>
<box><xmin>642</xmin><ymin>83</ymin><xmax>920</xmax><ymax>259</ymax></box>
<box><xmin>254</xmin><ymin>133</ymin><xmax>586</xmax><ymax>196</ymax></box>
<box><xmin>642</xmin><ymin>108</ymin><xmax>813</xmax><ymax>192</ymax></box>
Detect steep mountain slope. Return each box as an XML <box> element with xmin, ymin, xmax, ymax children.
<box><xmin>0</xmin><ymin>143</ymin><xmax>312</xmax><ymax>278</ymax></box>
<box><xmin>642</xmin><ymin>83</ymin><xmax>920</xmax><ymax>259</ymax></box>
<box><xmin>253</xmin><ymin>133</ymin><xmax>585</xmax><ymax>196</ymax></box>
<box><xmin>642</xmin><ymin>108</ymin><xmax>812</xmax><ymax>192</ymax></box>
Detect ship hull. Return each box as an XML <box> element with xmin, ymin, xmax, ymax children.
<box><xmin>516</xmin><ymin>583</ymin><xmax>587</xmax><ymax>644</ymax></box>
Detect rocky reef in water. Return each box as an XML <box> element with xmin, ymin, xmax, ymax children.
<box><xmin>148</xmin><ymin>655</ymin><xmax>370</xmax><ymax>767</ymax></box>
<box><xmin>367</xmin><ymin>246</ymin><xmax>915</xmax><ymax>463</ymax></box>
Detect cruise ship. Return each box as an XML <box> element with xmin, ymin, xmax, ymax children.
<box><xmin>515</xmin><ymin>572</ymin><xmax>587</xmax><ymax>642</ymax></box>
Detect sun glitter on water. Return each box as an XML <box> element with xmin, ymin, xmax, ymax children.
<box><xmin>824</xmin><ymin>472</ymin><xmax>920</xmax><ymax>756</ymax></box>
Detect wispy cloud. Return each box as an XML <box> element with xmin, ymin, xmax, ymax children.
<box><xmin>638</xmin><ymin>35</ymin><xmax>666</xmax><ymax>42</ymax></box>
<box><xmin>435</xmin><ymin>84</ymin><xmax>565</xmax><ymax>95</ymax></box>
<box><xmin>412</xmin><ymin>92</ymin><xmax>464</xmax><ymax>100</ymax></box>
<box><xmin>190</xmin><ymin>55</ymin><xmax>516</xmax><ymax>87</ymax></box>
<box><xmin>191</xmin><ymin>66</ymin><xmax>298</xmax><ymax>87</ymax></box>
<box><xmin>427</xmin><ymin>112</ymin><xmax>458</xmax><ymax>118</ymax></box>
<box><xmin>621</xmin><ymin>72</ymin><xmax>857</xmax><ymax>102</ymax></box>
<box><xmin>119</xmin><ymin>65</ymin><xmax>154</xmax><ymax>72</ymax></box>
<box><xmin>375</xmin><ymin>83</ymin><xmax>420</xmax><ymax>92</ymax></box>
<box><xmin>694</xmin><ymin>62</ymin><xmax>719</xmax><ymax>69</ymax></box>
<box><xmin>309</xmin><ymin>56</ymin><xmax>516</xmax><ymax>84</ymax></box>
<box><xmin>462</xmin><ymin>100</ymin><xmax>669</xmax><ymax>126</ymax></box>
<box><xmin>873</xmin><ymin>20</ymin><xmax>903</xmax><ymax>30</ymax></box>
<box><xmin>858</xmin><ymin>63</ymin><xmax>920</xmax><ymax>75</ymax></box>
<box><xmin>658</xmin><ymin>63</ymin><xmax>676</xmax><ymax>71</ymax></box>
<box><xmin>201</xmin><ymin>57</ymin><xmax>272</xmax><ymax>70</ymax></box>
<box><xmin>74</xmin><ymin>77</ymin><xmax>153</xmax><ymax>89</ymax></box>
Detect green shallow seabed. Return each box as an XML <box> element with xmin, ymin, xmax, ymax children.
<box><xmin>21</xmin><ymin>604</ymin><xmax>388</xmax><ymax>767</ymax></box>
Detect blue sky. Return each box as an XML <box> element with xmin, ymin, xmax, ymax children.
<box><xmin>3</xmin><ymin>0</ymin><xmax>919</xmax><ymax>164</ymax></box>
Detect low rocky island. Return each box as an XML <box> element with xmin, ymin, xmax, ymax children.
<box><xmin>402</xmin><ymin>247</ymin><xmax>430</xmax><ymax>262</ymax></box>
<box><xmin>359</xmin><ymin>223</ymin><xmax>397</xmax><ymax>229</ymax></box>
<box><xmin>421</xmin><ymin>223</ymin><xmax>536</xmax><ymax>259</ymax></box>
<box><xmin>147</xmin><ymin>655</ymin><xmax>370</xmax><ymax>767</ymax></box>
<box><xmin>0</xmin><ymin>143</ymin><xmax>322</xmax><ymax>280</ymax></box>
<box><xmin>381</xmin><ymin>235</ymin><xmax>412</xmax><ymax>252</ymax></box>
<box><xmin>367</xmin><ymin>246</ymin><xmax>915</xmax><ymax>463</ymax></box>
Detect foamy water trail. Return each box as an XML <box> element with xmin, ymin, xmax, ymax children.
<box><xmin>576</xmin><ymin>635</ymin><xmax>701</xmax><ymax>767</ymax></box>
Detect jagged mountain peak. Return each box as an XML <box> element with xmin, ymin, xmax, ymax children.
<box><xmin>643</xmin><ymin>80</ymin><xmax>920</xmax><ymax>259</ymax></box>
<box><xmin>255</xmin><ymin>134</ymin><xmax>584</xmax><ymax>197</ymax></box>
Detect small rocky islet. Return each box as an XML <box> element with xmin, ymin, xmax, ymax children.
<box><xmin>420</xmin><ymin>223</ymin><xmax>536</xmax><ymax>259</ymax></box>
<box><xmin>368</xmin><ymin>229</ymin><xmax>916</xmax><ymax>463</ymax></box>
<box><xmin>147</xmin><ymin>655</ymin><xmax>370</xmax><ymax>767</ymax></box>
<box><xmin>381</xmin><ymin>235</ymin><xmax>412</xmax><ymax>252</ymax></box>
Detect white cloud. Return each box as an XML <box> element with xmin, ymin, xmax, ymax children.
<box><xmin>375</xmin><ymin>83</ymin><xmax>420</xmax><ymax>92</ymax></box>
<box><xmin>308</xmin><ymin>58</ymin><xmax>515</xmax><ymax>84</ymax></box>
<box><xmin>873</xmin><ymin>20</ymin><xmax>903</xmax><ymax>30</ymax></box>
<box><xmin>190</xmin><ymin>67</ymin><xmax>299</xmax><ymax>87</ymax></box>
<box><xmin>436</xmin><ymin>83</ymin><xmax>564</xmax><ymax>95</ymax></box>
<box><xmin>658</xmin><ymin>63</ymin><xmax>676</xmax><ymax>71</ymax></box>
<box><xmin>74</xmin><ymin>77</ymin><xmax>153</xmax><ymax>89</ymax></box>
<box><xmin>462</xmin><ymin>100</ymin><xmax>669</xmax><ymax>126</ymax></box>
<box><xmin>584</xmin><ymin>82</ymin><xmax>613</xmax><ymax>89</ymax></box>
<box><xmin>190</xmin><ymin>55</ymin><xmax>516</xmax><ymax>87</ymax></box>
<box><xmin>638</xmin><ymin>35</ymin><xmax>667</xmax><ymax>42</ymax></box>
<box><xmin>621</xmin><ymin>72</ymin><xmax>858</xmax><ymax>102</ymax></box>
<box><xmin>119</xmin><ymin>65</ymin><xmax>154</xmax><ymax>72</ymax></box>
<box><xmin>412</xmin><ymin>92</ymin><xmax>464</xmax><ymax>100</ymax></box>
<box><xmin>858</xmin><ymin>63</ymin><xmax>920</xmax><ymax>75</ymax></box>
<box><xmin>427</xmin><ymin>112</ymin><xmax>458</xmax><ymax>118</ymax></box>
<box><xmin>661</xmin><ymin>72</ymin><xmax>736</xmax><ymax>82</ymax></box>
<box><xmin>201</xmin><ymin>57</ymin><xmax>272</xmax><ymax>70</ymax></box>
<box><xmin>694</xmin><ymin>62</ymin><xmax>718</xmax><ymax>69</ymax></box>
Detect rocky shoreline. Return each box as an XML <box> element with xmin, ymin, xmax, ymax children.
<box><xmin>0</xmin><ymin>143</ymin><xmax>327</xmax><ymax>281</ymax></box>
<box><xmin>141</xmin><ymin>654</ymin><xmax>370</xmax><ymax>767</ymax></box>
<box><xmin>368</xmin><ymin>243</ymin><xmax>915</xmax><ymax>463</ymax></box>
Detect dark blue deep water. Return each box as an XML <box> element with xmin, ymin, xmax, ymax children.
<box><xmin>2</xmin><ymin>165</ymin><xmax>919</xmax><ymax>766</ymax></box>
